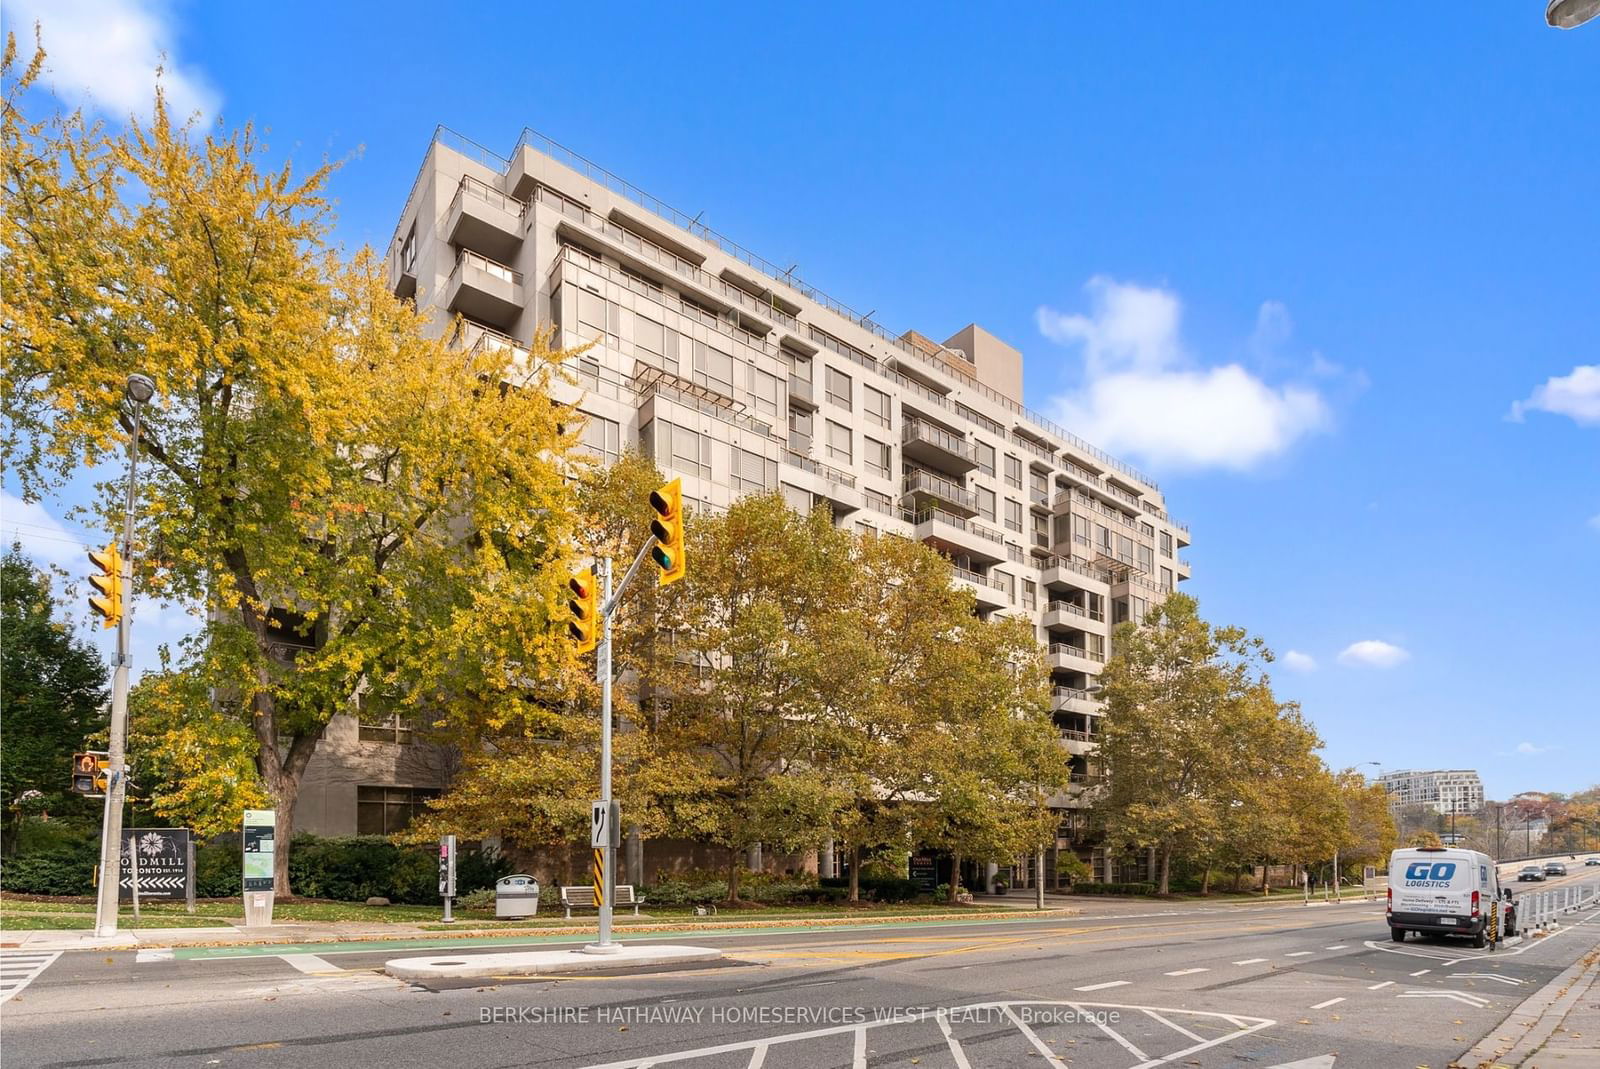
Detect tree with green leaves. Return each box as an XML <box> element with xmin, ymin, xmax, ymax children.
<box><xmin>0</xmin><ymin>547</ymin><xmax>109</xmax><ymax>851</ymax></box>
<box><xmin>2</xmin><ymin>37</ymin><xmax>589</xmax><ymax>891</ymax></box>
<box><xmin>1096</xmin><ymin>593</ymin><xmax>1272</xmax><ymax>894</ymax></box>
<box><xmin>652</xmin><ymin>494</ymin><xmax>849</xmax><ymax>902</ymax></box>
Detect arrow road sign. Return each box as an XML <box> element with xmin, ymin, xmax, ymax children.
<box><xmin>591</xmin><ymin>799</ymin><xmax>620</xmax><ymax>848</ymax></box>
<box><xmin>1398</xmin><ymin>990</ymin><xmax>1490</xmax><ymax>1007</ymax></box>
<box><xmin>1448</xmin><ymin>973</ymin><xmax>1526</xmax><ymax>985</ymax></box>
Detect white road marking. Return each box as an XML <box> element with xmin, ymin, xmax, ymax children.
<box><xmin>935</xmin><ymin>1013</ymin><xmax>974</xmax><ymax>1069</ymax></box>
<box><xmin>1310</xmin><ymin>997</ymin><xmax>1345</xmax><ymax>1009</ymax></box>
<box><xmin>1143</xmin><ymin>1008</ymin><xmax>1204</xmax><ymax>1043</ymax></box>
<box><xmin>1163</xmin><ymin>967</ymin><xmax>1209</xmax><ymax>976</ymax></box>
<box><xmin>1398</xmin><ymin>989</ymin><xmax>1489</xmax><ymax>1008</ymax></box>
<box><xmin>135</xmin><ymin>948</ymin><xmax>174</xmax><ymax>963</ymax></box>
<box><xmin>1233</xmin><ymin>957</ymin><xmax>1269</xmax><ymax>965</ymax></box>
<box><xmin>1068</xmin><ymin>1002</ymin><xmax>1147</xmax><ymax>1062</ymax></box>
<box><xmin>745</xmin><ymin>1043</ymin><xmax>767</xmax><ymax>1069</ymax></box>
<box><xmin>1323</xmin><ymin>945</ymin><xmax>1349</xmax><ymax>950</ymax></box>
<box><xmin>1409</xmin><ymin>969</ymin><xmax>1431</xmax><ymax>976</ymax></box>
<box><xmin>1368</xmin><ymin>980</ymin><xmax>1395</xmax><ymax>990</ymax></box>
<box><xmin>1448</xmin><ymin>973</ymin><xmax>1525</xmax><ymax>985</ymax></box>
<box><xmin>851</xmin><ymin>1026</ymin><xmax>866</xmax><ymax>1069</ymax></box>
<box><xmin>1003</xmin><ymin>1005</ymin><xmax>1071</xmax><ymax>1067</ymax></box>
<box><xmin>281</xmin><ymin>953</ymin><xmax>336</xmax><ymax>974</ymax></box>
<box><xmin>0</xmin><ymin>952</ymin><xmax>61</xmax><ymax>1005</ymax></box>
<box><xmin>1285</xmin><ymin>951</ymin><xmax>1314</xmax><ymax>957</ymax></box>
<box><xmin>1074</xmin><ymin>979</ymin><xmax>1131</xmax><ymax>991</ymax></box>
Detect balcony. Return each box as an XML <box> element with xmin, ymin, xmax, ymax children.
<box><xmin>952</xmin><ymin>566</ymin><xmax>1008</xmax><ymax>609</ymax></box>
<box><xmin>1052</xmin><ymin>686</ymin><xmax>1100</xmax><ymax>715</ymax></box>
<box><xmin>1043</xmin><ymin>600</ymin><xmax>1104</xmax><ymax>629</ymax></box>
<box><xmin>390</xmin><ymin>233</ymin><xmax>417</xmax><ymax>300</ymax></box>
<box><xmin>446</xmin><ymin>176</ymin><xmax>525</xmax><ymax>263</ymax></box>
<box><xmin>447</xmin><ymin>249</ymin><xmax>523</xmax><ymax>331</ymax></box>
<box><xmin>1049</xmin><ymin>643</ymin><xmax>1104</xmax><ymax>671</ymax></box>
<box><xmin>787</xmin><ymin>375</ymin><xmax>817</xmax><ymax>410</ymax></box>
<box><xmin>913</xmin><ymin>509</ymin><xmax>1005</xmax><ymax>565</ymax></box>
<box><xmin>901</xmin><ymin>419</ymin><xmax>978</xmax><ymax>474</ymax></box>
<box><xmin>783</xmin><ymin>451</ymin><xmax>862</xmax><ymax>515</ymax></box>
<box><xmin>1038</xmin><ymin>554</ymin><xmax>1112</xmax><ymax>591</ymax></box>
<box><xmin>902</xmin><ymin>468</ymin><xmax>978</xmax><ymax>518</ymax></box>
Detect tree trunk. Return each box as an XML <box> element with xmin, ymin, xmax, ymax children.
<box><xmin>1261</xmin><ymin>857</ymin><xmax>1271</xmax><ymax>894</ymax></box>
<box><xmin>1201</xmin><ymin>863</ymin><xmax>1212</xmax><ymax>896</ymax></box>
<box><xmin>1158</xmin><ymin>849</ymin><xmax>1171</xmax><ymax>895</ymax></box>
<box><xmin>726</xmin><ymin>846</ymin><xmax>742</xmax><ymax>903</ymax></box>
<box><xmin>948</xmin><ymin>850</ymin><xmax>962</xmax><ymax>905</ymax></box>
<box><xmin>848</xmin><ymin>843</ymin><xmax>862</xmax><ymax>903</ymax></box>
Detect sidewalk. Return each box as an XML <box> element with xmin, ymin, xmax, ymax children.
<box><xmin>1461</xmin><ymin>945</ymin><xmax>1600</xmax><ymax>1067</ymax></box>
<box><xmin>1</xmin><ymin>906</ymin><xmax>1077</xmax><ymax>953</ymax></box>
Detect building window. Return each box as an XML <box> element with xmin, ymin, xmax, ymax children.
<box><xmin>731</xmin><ymin>446</ymin><xmax>777</xmax><ymax>496</ymax></box>
<box><xmin>636</xmin><ymin>316</ymin><xmax>665</xmax><ymax>360</ymax></box>
<box><xmin>1029</xmin><ymin>470</ymin><xmax>1049</xmax><ymax>504</ymax></box>
<box><xmin>648</xmin><ymin>419</ymin><xmax>713</xmax><ymax>480</ymax></box>
<box><xmin>1159</xmin><ymin>566</ymin><xmax>1173</xmax><ymax>592</ymax></box>
<box><xmin>977</xmin><ymin>486</ymin><xmax>996</xmax><ymax>521</ymax></box>
<box><xmin>826</xmin><ymin>420</ymin><xmax>852</xmax><ymax>464</ymax></box>
<box><xmin>1004</xmin><ymin>455</ymin><xmax>1022</xmax><ymax>489</ymax></box>
<box><xmin>825</xmin><ymin>365</ymin><xmax>852</xmax><ymax>409</ymax></box>
<box><xmin>1032</xmin><ymin>512</ymin><xmax>1049</xmax><ymax>549</ymax></box>
<box><xmin>580</xmin><ymin>415</ymin><xmax>622</xmax><ymax>465</ymax></box>
<box><xmin>356</xmin><ymin>786</ymin><xmax>441</xmax><ymax>836</ymax></box>
<box><xmin>358</xmin><ymin>712</ymin><xmax>418</xmax><ymax>745</ymax></box>
<box><xmin>400</xmin><ymin>226</ymin><xmax>417</xmax><ymax>273</ymax></box>
<box><xmin>748</xmin><ymin>365</ymin><xmax>781</xmax><ymax>420</ymax></box>
<box><xmin>1022</xmin><ymin>579</ymin><xmax>1037</xmax><ymax>610</ymax></box>
<box><xmin>1095</xmin><ymin>524</ymin><xmax>1112</xmax><ymax>555</ymax></box>
<box><xmin>1137</xmin><ymin>542</ymin><xmax>1154</xmax><ymax>574</ymax></box>
<box><xmin>975</xmin><ymin>440</ymin><xmax>995</xmax><ymax>477</ymax></box>
<box><xmin>1004</xmin><ymin>498</ymin><xmax>1023</xmax><ymax>533</ymax></box>
<box><xmin>1072</xmin><ymin>514</ymin><xmax>1090</xmax><ymax>547</ymax></box>
<box><xmin>864</xmin><ymin>384</ymin><xmax>891</xmax><ymax>429</ymax></box>
<box><xmin>1116</xmin><ymin>534</ymin><xmax>1134</xmax><ymax>564</ymax></box>
<box><xmin>865</xmin><ymin>488</ymin><xmax>893</xmax><ymax>515</ymax></box>
<box><xmin>865</xmin><ymin>437</ymin><xmax>892</xmax><ymax>478</ymax></box>
<box><xmin>693</xmin><ymin>340</ymin><xmax>734</xmax><ymax>397</ymax></box>
<box><xmin>1159</xmin><ymin>531</ymin><xmax>1173</xmax><ymax>558</ymax></box>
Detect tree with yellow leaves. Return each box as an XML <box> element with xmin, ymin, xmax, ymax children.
<box><xmin>2</xmin><ymin>36</ymin><xmax>589</xmax><ymax>892</ymax></box>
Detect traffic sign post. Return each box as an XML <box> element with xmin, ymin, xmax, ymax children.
<box><xmin>242</xmin><ymin>809</ymin><xmax>276</xmax><ymax>927</ymax></box>
<box><xmin>439</xmin><ymin>835</ymin><xmax>457</xmax><ymax>923</ymax></box>
<box><xmin>118</xmin><ymin>829</ymin><xmax>191</xmax><ymax>903</ymax></box>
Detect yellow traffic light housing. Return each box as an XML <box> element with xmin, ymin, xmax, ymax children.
<box><xmin>568</xmin><ymin>568</ymin><xmax>599</xmax><ymax>654</ymax></box>
<box><xmin>648</xmin><ymin>478</ymin><xmax>686</xmax><ymax>587</ymax></box>
<box><xmin>87</xmin><ymin>543</ymin><xmax>123</xmax><ymax>629</ymax></box>
<box><xmin>72</xmin><ymin>751</ymin><xmax>110</xmax><ymax>796</ymax></box>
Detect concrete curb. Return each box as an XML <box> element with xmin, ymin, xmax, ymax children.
<box><xmin>1458</xmin><ymin>946</ymin><xmax>1599</xmax><ymax>1068</ymax></box>
<box><xmin>385</xmin><ymin>944</ymin><xmax>722</xmax><ymax>980</ymax></box>
<box><xmin>3</xmin><ymin>908</ymin><xmax>1076</xmax><ymax>953</ymax></box>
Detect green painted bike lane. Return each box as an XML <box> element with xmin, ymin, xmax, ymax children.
<box><xmin>173</xmin><ymin>912</ymin><xmax>1073</xmax><ymax>960</ymax></box>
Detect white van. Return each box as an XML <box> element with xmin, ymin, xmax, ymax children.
<box><xmin>1386</xmin><ymin>846</ymin><xmax>1512</xmax><ymax>948</ymax></box>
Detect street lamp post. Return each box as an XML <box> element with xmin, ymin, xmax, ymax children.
<box><xmin>93</xmin><ymin>374</ymin><xmax>156</xmax><ymax>938</ymax></box>
<box><xmin>1547</xmin><ymin>0</ymin><xmax>1600</xmax><ymax>28</ymax></box>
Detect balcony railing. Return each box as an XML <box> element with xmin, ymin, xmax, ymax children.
<box><xmin>1047</xmin><ymin>600</ymin><xmax>1088</xmax><ymax>619</ymax></box>
<box><xmin>1035</xmin><ymin>553</ymin><xmax>1114</xmax><ymax>585</ymax></box>
<box><xmin>453</xmin><ymin>248</ymin><xmax>522</xmax><ymax>287</ymax></box>
<box><xmin>1051</xmin><ymin>685</ymin><xmax>1095</xmax><ymax>703</ymax></box>
<box><xmin>902</xmin><ymin>419</ymin><xmax>977</xmax><ymax>464</ymax></box>
<box><xmin>456</xmin><ymin>174</ymin><xmax>527</xmax><ymax>218</ymax></box>
<box><xmin>902</xmin><ymin>469</ymin><xmax>978</xmax><ymax>513</ymax></box>
<box><xmin>952</xmin><ymin>566</ymin><xmax>1002</xmax><ymax>590</ymax></box>
<box><xmin>1049</xmin><ymin>643</ymin><xmax>1105</xmax><ymax>664</ymax></box>
<box><xmin>786</xmin><ymin>450</ymin><xmax>856</xmax><ymax>488</ymax></box>
<box><xmin>912</xmin><ymin>509</ymin><xmax>1005</xmax><ymax>545</ymax></box>
<box><xmin>1059</xmin><ymin>729</ymin><xmax>1101</xmax><ymax>743</ymax></box>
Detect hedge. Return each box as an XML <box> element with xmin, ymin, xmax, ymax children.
<box><xmin>1069</xmin><ymin>881</ymin><xmax>1157</xmax><ymax>896</ymax></box>
<box><xmin>0</xmin><ymin>844</ymin><xmax>97</xmax><ymax>896</ymax></box>
<box><xmin>820</xmin><ymin>875</ymin><xmax>922</xmax><ymax>903</ymax></box>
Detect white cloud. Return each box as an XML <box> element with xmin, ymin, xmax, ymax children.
<box><xmin>1509</xmin><ymin>364</ymin><xmax>1600</xmax><ymax>426</ymax></box>
<box><xmin>1282</xmin><ymin>649</ymin><xmax>1317</xmax><ymax>672</ymax></box>
<box><xmin>1337</xmin><ymin>639</ymin><xmax>1411</xmax><ymax>669</ymax></box>
<box><xmin>1515</xmin><ymin>742</ymin><xmax>1548</xmax><ymax>756</ymax></box>
<box><xmin>2</xmin><ymin>490</ymin><xmax>94</xmax><ymax>572</ymax></box>
<box><xmin>7</xmin><ymin>0</ymin><xmax>219</xmax><ymax>124</ymax></box>
<box><xmin>1037</xmin><ymin>278</ymin><xmax>1332</xmax><ymax>471</ymax></box>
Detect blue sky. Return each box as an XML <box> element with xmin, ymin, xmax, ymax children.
<box><xmin>4</xmin><ymin>2</ymin><xmax>1596</xmax><ymax>799</ymax></box>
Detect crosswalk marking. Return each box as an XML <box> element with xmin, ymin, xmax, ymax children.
<box><xmin>281</xmin><ymin>954</ymin><xmax>336</xmax><ymax>974</ymax></box>
<box><xmin>1073</xmin><ymin>979</ymin><xmax>1130</xmax><ymax>991</ymax></box>
<box><xmin>0</xmin><ymin>951</ymin><xmax>62</xmax><ymax>1004</ymax></box>
<box><xmin>1368</xmin><ymin>980</ymin><xmax>1395</xmax><ymax>990</ymax></box>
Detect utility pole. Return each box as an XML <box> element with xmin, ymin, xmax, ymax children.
<box><xmin>94</xmin><ymin>374</ymin><xmax>156</xmax><ymax>938</ymax></box>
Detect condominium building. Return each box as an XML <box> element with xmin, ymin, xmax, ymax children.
<box><xmin>298</xmin><ymin>126</ymin><xmax>1192</xmax><ymax>881</ymax></box>
<box><xmin>1377</xmin><ymin>769</ymin><xmax>1485</xmax><ymax>816</ymax></box>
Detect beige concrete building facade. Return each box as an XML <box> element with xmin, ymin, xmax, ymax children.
<box><xmin>301</xmin><ymin>126</ymin><xmax>1193</xmax><ymax>884</ymax></box>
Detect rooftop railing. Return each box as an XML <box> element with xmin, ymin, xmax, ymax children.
<box><xmin>406</xmin><ymin>125</ymin><xmax>1164</xmax><ymax>492</ymax></box>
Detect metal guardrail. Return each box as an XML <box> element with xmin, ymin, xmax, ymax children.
<box><xmin>1516</xmin><ymin>876</ymin><xmax>1600</xmax><ymax>932</ymax></box>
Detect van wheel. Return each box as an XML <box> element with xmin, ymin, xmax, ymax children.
<box><xmin>1391</xmin><ymin>928</ymin><xmax>1406</xmax><ymax>942</ymax></box>
<box><xmin>1471</xmin><ymin>930</ymin><xmax>1487</xmax><ymax>949</ymax></box>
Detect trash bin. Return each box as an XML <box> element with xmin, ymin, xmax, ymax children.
<box><xmin>496</xmin><ymin>875</ymin><xmax>540</xmax><ymax>919</ymax></box>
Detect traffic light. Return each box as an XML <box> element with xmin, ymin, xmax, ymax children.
<box><xmin>568</xmin><ymin>568</ymin><xmax>598</xmax><ymax>654</ymax></box>
<box><xmin>87</xmin><ymin>543</ymin><xmax>123</xmax><ymax>629</ymax></box>
<box><xmin>648</xmin><ymin>478</ymin><xmax>686</xmax><ymax>586</ymax></box>
<box><xmin>72</xmin><ymin>751</ymin><xmax>110</xmax><ymax>796</ymax></box>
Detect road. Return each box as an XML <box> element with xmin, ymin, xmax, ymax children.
<box><xmin>3</xmin><ymin>871</ymin><xmax>1597</xmax><ymax>1069</ymax></box>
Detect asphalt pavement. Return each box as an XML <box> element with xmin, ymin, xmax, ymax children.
<box><xmin>3</xmin><ymin>871</ymin><xmax>1597</xmax><ymax>1069</ymax></box>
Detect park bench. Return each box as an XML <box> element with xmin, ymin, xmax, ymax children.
<box><xmin>559</xmin><ymin>884</ymin><xmax>644</xmax><ymax>919</ymax></box>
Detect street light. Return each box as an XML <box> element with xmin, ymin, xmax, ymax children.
<box><xmin>93</xmin><ymin>373</ymin><xmax>156</xmax><ymax>938</ymax></box>
<box><xmin>1548</xmin><ymin>0</ymin><xmax>1600</xmax><ymax>28</ymax></box>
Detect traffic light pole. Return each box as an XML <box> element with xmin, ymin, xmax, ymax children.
<box><xmin>586</xmin><ymin>535</ymin><xmax>659</xmax><ymax>954</ymax></box>
<box><xmin>94</xmin><ymin>400</ymin><xmax>145</xmax><ymax>938</ymax></box>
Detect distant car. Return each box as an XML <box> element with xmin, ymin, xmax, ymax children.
<box><xmin>1544</xmin><ymin>862</ymin><xmax>1568</xmax><ymax>877</ymax></box>
<box><xmin>1586</xmin><ymin>858</ymin><xmax>1600</xmax><ymax>866</ymax></box>
<box><xmin>1518</xmin><ymin>865</ymin><xmax>1546</xmax><ymax>881</ymax></box>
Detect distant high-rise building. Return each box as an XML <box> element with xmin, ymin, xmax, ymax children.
<box><xmin>1377</xmin><ymin>769</ymin><xmax>1485</xmax><ymax>816</ymax></box>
